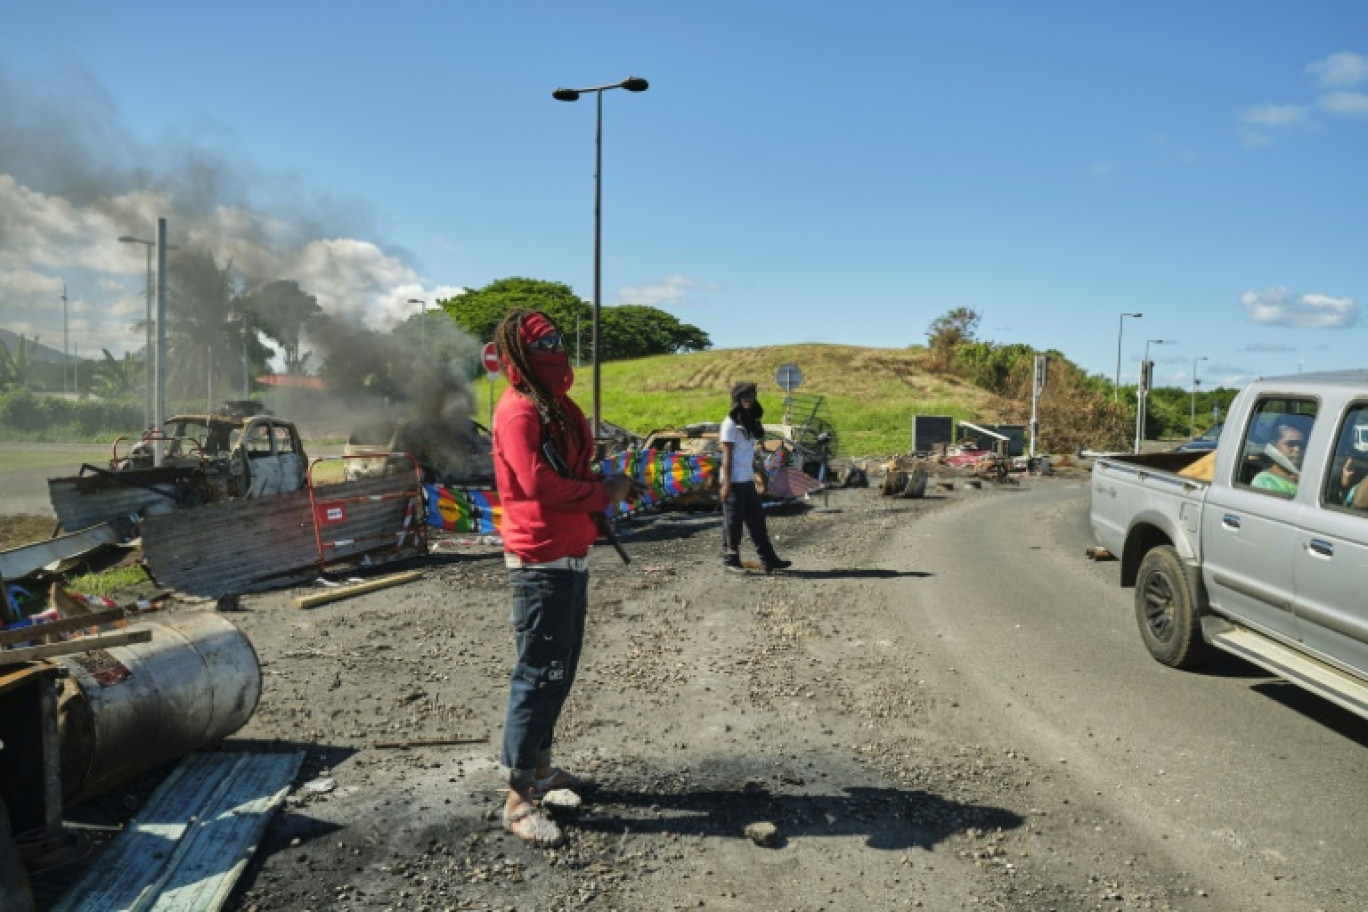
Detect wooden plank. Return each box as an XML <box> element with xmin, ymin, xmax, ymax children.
<box><xmin>0</xmin><ymin>608</ymin><xmax>127</xmax><ymax>647</ymax></box>
<box><xmin>0</xmin><ymin>630</ymin><xmax>152</xmax><ymax>666</ymax></box>
<box><xmin>293</xmin><ymin>569</ymin><xmax>423</xmax><ymax>609</ymax></box>
<box><xmin>371</xmin><ymin>735</ymin><xmax>488</xmax><ymax>749</ymax></box>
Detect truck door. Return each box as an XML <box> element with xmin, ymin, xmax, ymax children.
<box><xmin>1201</xmin><ymin>397</ymin><xmax>1318</xmax><ymax>643</ymax></box>
<box><xmin>1293</xmin><ymin>401</ymin><xmax>1368</xmax><ymax>677</ymax></box>
<box><xmin>240</xmin><ymin>419</ymin><xmax>284</xmax><ymax>496</ymax></box>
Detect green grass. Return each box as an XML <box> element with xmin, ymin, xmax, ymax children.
<box><xmin>593</xmin><ymin>344</ymin><xmax>994</xmax><ymax>457</ymax></box>
<box><xmin>0</xmin><ymin>445</ymin><xmax>112</xmax><ymax>471</ymax></box>
<box><xmin>65</xmin><ymin>564</ymin><xmax>149</xmax><ymax>599</ymax></box>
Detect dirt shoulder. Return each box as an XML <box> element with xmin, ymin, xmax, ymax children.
<box><xmin>37</xmin><ymin>468</ymin><xmax>1196</xmax><ymax>911</ymax></box>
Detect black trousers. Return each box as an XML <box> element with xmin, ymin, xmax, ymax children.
<box><xmin>722</xmin><ymin>480</ymin><xmax>779</xmax><ymax>562</ymax></box>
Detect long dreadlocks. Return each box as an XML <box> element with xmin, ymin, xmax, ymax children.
<box><xmin>494</xmin><ymin>308</ymin><xmax>581</xmax><ymax>447</ymax></box>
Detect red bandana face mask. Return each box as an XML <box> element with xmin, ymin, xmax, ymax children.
<box><xmin>503</xmin><ymin>312</ymin><xmax>574</xmax><ymax>395</ymax></box>
<box><xmin>530</xmin><ymin>352</ymin><xmax>574</xmax><ymax>396</ymax></box>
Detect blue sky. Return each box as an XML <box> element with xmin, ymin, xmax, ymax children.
<box><xmin>1</xmin><ymin>0</ymin><xmax>1365</xmax><ymax>394</ymax></box>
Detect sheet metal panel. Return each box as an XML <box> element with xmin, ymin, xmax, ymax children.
<box><xmin>141</xmin><ymin>474</ymin><xmax>420</xmax><ymax>597</ymax></box>
<box><xmin>0</xmin><ymin>521</ymin><xmax>121</xmax><ymax>581</ymax></box>
<box><xmin>48</xmin><ymin>468</ymin><xmax>184</xmax><ymax>532</ymax></box>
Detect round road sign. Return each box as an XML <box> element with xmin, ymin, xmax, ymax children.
<box><xmin>482</xmin><ymin>342</ymin><xmax>500</xmax><ymax>377</ymax></box>
<box><xmin>776</xmin><ymin>362</ymin><xmax>803</xmax><ymax>392</ymax></box>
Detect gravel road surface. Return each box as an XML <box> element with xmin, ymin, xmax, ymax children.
<box><xmin>27</xmin><ymin>470</ymin><xmax>1368</xmax><ymax>912</ymax></box>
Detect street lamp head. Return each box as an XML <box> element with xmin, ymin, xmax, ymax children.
<box><xmin>118</xmin><ymin>235</ymin><xmax>151</xmax><ymax>245</ymax></box>
<box><xmin>1128</xmin><ymin>312</ymin><xmax>1142</xmax><ymax>318</ymax></box>
<box><xmin>621</xmin><ymin>76</ymin><xmax>649</xmax><ymax>92</ymax></box>
<box><xmin>553</xmin><ymin>88</ymin><xmax>580</xmax><ymax>102</ymax></box>
<box><xmin>407</xmin><ymin>298</ymin><xmax>425</xmax><ymax>304</ymax></box>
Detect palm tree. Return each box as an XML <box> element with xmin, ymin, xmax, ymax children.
<box><xmin>165</xmin><ymin>249</ymin><xmax>274</xmax><ymax>402</ymax></box>
<box><xmin>91</xmin><ymin>348</ymin><xmax>140</xmax><ymax>398</ymax></box>
<box><xmin>239</xmin><ymin>279</ymin><xmax>321</xmax><ymax>375</ymax></box>
<box><xmin>0</xmin><ymin>333</ymin><xmax>38</xmax><ymax>390</ymax></box>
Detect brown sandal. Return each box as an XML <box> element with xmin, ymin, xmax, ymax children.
<box><xmin>502</xmin><ymin>803</ymin><xmax>565</xmax><ymax>848</ymax></box>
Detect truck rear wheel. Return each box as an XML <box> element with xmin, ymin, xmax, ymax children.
<box><xmin>1135</xmin><ymin>545</ymin><xmax>1210</xmax><ymax>669</ymax></box>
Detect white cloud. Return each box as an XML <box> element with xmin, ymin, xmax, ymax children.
<box><xmin>0</xmin><ymin>170</ymin><xmax>443</xmax><ymax>357</ymax></box>
<box><xmin>1238</xmin><ymin>105</ymin><xmax>1310</xmax><ymax>146</ymax></box>
<box><xmin>1241</xmin><ymin>104</ymin><xmax>1309</xmax><ymax>128</ymax></box>
<box><xmin>1319</xmin><ymin>90</ymin><xmax>1368</xmax><ymax>117</ymax></box>
<box><xmin>618</xmin><ymin>274</ymin><xmax>715</xmax><ymax>307</ymax></box>
<box><xmin>1241</xmin><ymin>286</ymin><xmax>1357</xmax><ymax>328</ymax></box>
<box><xmin>1088</xmin><ymin>161</ymin><xmax>1119</xmax><ymax>179</ymax></box>
<box><xmin>288</xmin><ymin>238</ymin><xmax>420</xmax><ymax>329</ymax></box>
<box><xmin>1307</xmin><ymin>51</ymin><xmax>1368</xmax><ymax>88</ymax></box>
<box><xmin>1239</xmin><ymin>341</ymin><xmax>1298</xmax><ymax>353</ymax></box>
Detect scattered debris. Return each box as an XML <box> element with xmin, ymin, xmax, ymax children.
<box><xmin>49</xmin><ymin>750</ymin><xmax>303</xmax><ymax>912</ymax></box>
<box><xmin>744</xmin><ymin>821</ymin><xmax>780</xmax><ymax>847</ymax></box>
<box><xmin>371</xmin><ymin>736</ymin><xmax>488</xmax><ymax>750</ymax></box>
<box><xmin>293</xmin><ymin>569</ymin><xmax>424</xmax><ymax>609</ymax></box>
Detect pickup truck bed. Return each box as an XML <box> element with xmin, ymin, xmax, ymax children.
<box><xmin>1090</xmin><ymin>371</ymin><xmax>1368</xmax><ymax>720</ymax></box>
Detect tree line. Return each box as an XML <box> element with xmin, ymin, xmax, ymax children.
<box><xmin>924</xmin><ymin>307</ymin><xmax>1231</xmax><ymax>450</ymax></box>
<box><xmin>1</xmin><ymin>266</ymin><xmax>710</xmax><ymax>404</ymax></box>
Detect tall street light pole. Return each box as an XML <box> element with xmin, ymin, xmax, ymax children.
<box><xmin>119</xmin><ymin>235</ymin><xmax>157</xmax><ymax>428</ymax></box>
<box><xmin>408</xmin><ymin>298</ymin><xmax>427</xmax><ymax>353</ymax></box>
<box><xmin>1115</xmin><ymin>312</ymin><xmax>1141</xmax><ymax>402</ymax></box>
<box><xmin>1190</xmin><ymin>356</ymin><xmax>1208</xmax><ymax>439</ymax></box>
<box><xmin>1135</xmin><ymin>338</ymin><xmax>1172</xmax><ymax>453</ymax></box>
<box><xmin>552</xmin><ymin>75</ymin><xmax>650</xmax><ymax>440</ymax></box>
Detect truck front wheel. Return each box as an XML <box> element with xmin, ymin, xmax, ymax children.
<box><xmin>1135</xmin><ymin>545</ymin><xmax>1210</xmax><ymax>669</ymax></box>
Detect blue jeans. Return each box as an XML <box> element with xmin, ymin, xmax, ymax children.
<box><xmin>500</xmin><ymin>566</ymin><xmax>589</xmax><ymax>786</ymax></box>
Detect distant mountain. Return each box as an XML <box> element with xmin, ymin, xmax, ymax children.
<box><xmin>0</xmin><ymin>328</ymin><xmax>89</xmax><ymax>364</ymax></box>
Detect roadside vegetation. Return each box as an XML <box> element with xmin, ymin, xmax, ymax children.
<box><xmin>3</xmin><ymin>275</ymin><xmax>1234</xmax><ymax>453</ymax></box>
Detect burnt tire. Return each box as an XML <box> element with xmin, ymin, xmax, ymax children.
<box><xmin>1135</xmin><ymin>545</ymin><xmax>1210</xmax><ymax>669</ymax></box>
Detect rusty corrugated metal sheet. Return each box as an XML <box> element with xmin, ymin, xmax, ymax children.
<box><xmin>48</xmin><ymin>467</ymin><xmax>186</xmax><ymax>532</ymax></box>
<box><xmin>141</xmin><ymin>473</ymin><xmax>420</xmax><ymax>597</ymax></box>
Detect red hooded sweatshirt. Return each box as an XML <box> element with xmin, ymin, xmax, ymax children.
<box><xmin>492</xmin><ymin>388</ymin><xmax>608</xmax><ymax>563</ymax></box>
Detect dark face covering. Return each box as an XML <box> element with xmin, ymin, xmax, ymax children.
<box><xmin>729</xmin><ymin>397</ymin><xmax>765</xmax><ymax>439</ymax></box>
<box><xmin>530</xmin><ymin>351</ymin><xmax>574</xmax><ymax>397</ymax></box>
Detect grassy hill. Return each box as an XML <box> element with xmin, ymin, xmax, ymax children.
<box><xmin>596</xmin><ymin>343</ymin><xmax>1010</xmax><ymax>457</ymax></box>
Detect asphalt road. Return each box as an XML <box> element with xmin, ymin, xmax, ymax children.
<box><xmin>890</xmin><ymin>479</ymin><xmax>1368</xmax><ymax>912</ymax></box>
<box><xmin>0</xmin><ymin>444</ymin><xmax>110</xmax><ymax>516</ymax></box>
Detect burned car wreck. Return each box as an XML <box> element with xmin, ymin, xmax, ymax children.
<box><xmin>343</xmin><ymin>415</ymin><xmax>493</xmax><ymax>485</ymax></box>
<box><xmin>48</xmin><ymin>402</ymin><xmax>308</xmax><ymax>534</ymax></box>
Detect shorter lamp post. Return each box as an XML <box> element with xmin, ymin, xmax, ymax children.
<box><xmin>119</xmin><ymin>234</ymin><xmax>177</xmax><ymax>428</ymax></box>
<box><xmin>1115</xmin><ymin>312</ymin><xmax>1142</xmax><ymax>402</ymax></box>
<box><xmin>1135</xmin><ymin>338</ymin><xmax>1173</xmax><ymax>453</ymax></box>
<box><xmin>1190</xmin><ymin>356</ymin><xmax>1208</xmax><ymax>439</ymax></box>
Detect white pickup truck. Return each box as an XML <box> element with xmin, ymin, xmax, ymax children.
<box><xmin>1090</xmin><ymin>371</ymin><xmax>1368</xmax><ymax>719</ymax></box>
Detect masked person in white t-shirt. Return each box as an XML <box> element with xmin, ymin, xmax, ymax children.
<box><xmin>719</xmin><ymin>381</ymin><xmax>792</xmax><ymax>574</ymax></box>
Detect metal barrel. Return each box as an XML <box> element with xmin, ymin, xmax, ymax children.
<box><xmin>55</xmin><ymin>611</ymin><xmax>262</xmax><ymax>805</ymax></box>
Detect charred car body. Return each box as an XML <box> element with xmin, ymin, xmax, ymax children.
<box><xmin>49</xmin><ymin>402</ymin><xmax>308</xmax><ymax>532</ymax></box>
<box><xmin>343</xmin><ymin>416</ymin><xmax>494</xmax><ymax>485</ymax></box>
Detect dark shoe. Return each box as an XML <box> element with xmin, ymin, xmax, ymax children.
<box><xmin>723</xmin><ymin>558</ymin><xmax>747</xmax><ymax>574</ymax></box>
<box><xmin>762</xmin><ymin>558</ymin><xmax>792</xmax><ymax>573</ymax></box>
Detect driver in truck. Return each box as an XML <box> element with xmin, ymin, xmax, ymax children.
<box><xmin>1251</xmin><ymin>420</ymin><xmax>1305</xmax><ymax>496</ymax></box>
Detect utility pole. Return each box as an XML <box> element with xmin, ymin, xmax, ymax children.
<box><xmin>155</xmin><ymin>218</ymin><xmax>168</xmax><ymax>466</ymax></box>
<box><xmin>61</xmin><ymin>284</ymin><xmax>69</xmax><ymax>394</ymax></box>
<box><xmin>1030</xmin><ymin>353</ymin><xmax>1047</xmax><ymax>458</ymax></box>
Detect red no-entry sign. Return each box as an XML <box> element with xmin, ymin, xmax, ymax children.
<box><xmin>481</xmin><ymin>342</ymin><xmax>500</xmax><ymax>377</ymax></box>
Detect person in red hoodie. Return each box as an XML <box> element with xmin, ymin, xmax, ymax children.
<box><xmin>491</xmin><ymin>308</ymin><xmax>635</xmax><ymax>848</ymax></box>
